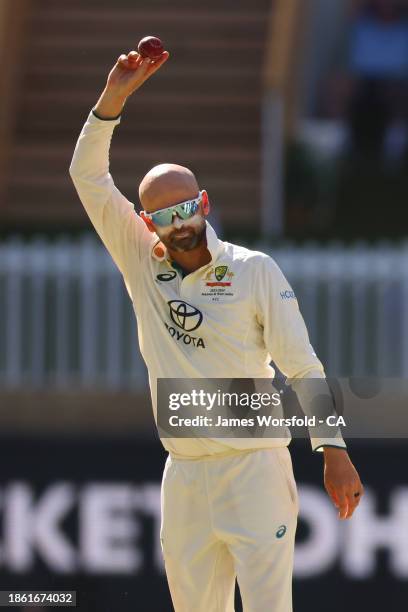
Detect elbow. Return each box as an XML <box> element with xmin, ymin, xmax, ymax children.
<box><xmin>69</xmin><ymin>147</ymin><xmax>87</xmax><ymax>182</ymax></box>
<box><xmin>69</xmin><ymin>157</ymin><xmax>79</xmax><ymax>181</ymax></box>
<box><xmin>69</xmin><ymin>157</ymin><xmax>88</xmax><ymax>190</ymax></box>
<box><xmin>69</xmin><ymin>158</ymin><xmax>88</xmax><ymax>196</ymax></box>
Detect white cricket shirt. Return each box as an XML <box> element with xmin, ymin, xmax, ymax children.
<box><xmin>70</xmin><ymin>111</ymin><xmax>346</xmax><ymax>457</ymax></box>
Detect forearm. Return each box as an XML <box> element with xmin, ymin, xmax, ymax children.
<box><xmin>69</xmin><ymin>109</ymin><xmax>120</xmax><ymax>184</ymax></box>
<box><xmin>94</xmin><ymin>87</ymin><xmax>128</xmax><ymax>120</ymax></box>
<box><xmin>69</xmin><ymin>106</ymin><xmax>140</xmax><ymax>275</ymax></box>
<box><xmin>323</xmin><ymin>446</ymin><xmax>347</xmax><ymax>457</ymax></box>
<box><xmin>289</xmin><ymin>376</ymin><xmax>347</xmax><ymax>452</ymax></box>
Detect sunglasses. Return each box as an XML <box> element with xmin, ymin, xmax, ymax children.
<box><xmin>142</xmin><ymin>191</ymin><xmax>203</xmax><ymax>227</ymax></box>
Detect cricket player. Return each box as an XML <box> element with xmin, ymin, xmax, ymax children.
<box><xmin>69</xmin><ymin>49</ymin><xmax>364</xmax><ymax>612</ymax></box>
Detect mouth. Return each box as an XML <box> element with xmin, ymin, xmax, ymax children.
<box><xmin>173</xmin><ymin>231</ymin><xmax>193</xmax><ymax>239</ymax></box>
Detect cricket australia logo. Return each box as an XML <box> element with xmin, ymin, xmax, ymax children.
<box><xmin>165</xmin><ymin>300</ymin><xmax>205</xmax><ymax>349</ymax></box>
<box><xmin>204</xmin><ymin>265</ymin><xmax>234</xmax><ymax>287</ymax></box>
<box><xmin>215</xmin><ymin>265</ymin><xmax>228</xmax><ymax>281</ymax></box>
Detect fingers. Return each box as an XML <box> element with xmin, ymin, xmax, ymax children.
<box><xmin>146</xmin><ymin>50</ymin><xmax>170</xmax><ymax>73</ymax></box>
<box><xmin>117</xmin><ymin>50</ymin><xmax>169</xmax><ymax>72</ymax></box>
<box><xmin>324</xmin><ymin>452</ymin><xmax>364</xmax><ymax>520</ymax></box>
<box><xmin>345</xmin><ymin>493</ymin><xmax>358</xmax><ymax>518</ymax></box>
<box><xmin>117</xmin><ymin>52</ymin><xmax>146</xmax><ymax>70</ymax></box>
<box><xmin>345</xmin><ymin>482</ymin><xmax>364</xmax><ymax>518</ymax></box>
<box><xmin>327</xmin><ymin>481</ymin><xmax>364</xmax><ymax>520</ymax></box>
<box><xmin>138</xmin><ymin>51</ymin><xmax>170</xmax><ymax>83</ymax></box>
<box><xmin>336</xmin><ymin>489</ymin><xmax>349</xmax><ymax>520</ymax></box>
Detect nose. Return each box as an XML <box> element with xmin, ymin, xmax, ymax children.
<box><xmin>172</xmin><ymin>214</ymin><xmax>184</xmax><ymax>229</ymax></box>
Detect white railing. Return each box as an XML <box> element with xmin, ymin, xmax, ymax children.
<box><xmin>1</xmin><ymin>236</ymin><xmax>408</xmax><ymax>389</ymax></box>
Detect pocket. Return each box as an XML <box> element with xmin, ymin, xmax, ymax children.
<box><xmin>275</xmin><ymin>448</ymin><xmax>299</xmax><ymax>514</ymax></box>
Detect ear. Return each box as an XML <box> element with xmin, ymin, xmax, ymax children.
<box><xmin>201</xmin><ymin>190</ymin><xmax>210</xmax><ymax>216</ymax></box>
<box><xmin>140</xmin><ymin>210</ymin><xmax>156</xmax><ymax>233</ymax></box>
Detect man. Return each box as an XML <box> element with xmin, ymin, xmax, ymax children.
<box><xmin>70</xmin><ymin>49</ymin><xmax>364</xmax><ymax>612</ymax></box>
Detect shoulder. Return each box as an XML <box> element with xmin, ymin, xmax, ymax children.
<box><xmin>222</xmin><ymin>241</ymin><xmax>281</xmax><ymax>273</ymax></box>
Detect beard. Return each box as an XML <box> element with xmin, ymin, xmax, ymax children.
<box><xmin>161</xmin><ymin>218</ymin><xmax>207</xmax><ymax>252</ymax></box>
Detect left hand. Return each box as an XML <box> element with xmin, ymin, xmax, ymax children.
<box><xmin>323</xmin><ymin>447</ymin><xmax>364</xmax><ymax>519</ymax></box>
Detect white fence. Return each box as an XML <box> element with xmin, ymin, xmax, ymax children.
<box><xmin>1</xmin><ymin>236</ymin><xmax>408</xmax><ymax>390</ymax></box>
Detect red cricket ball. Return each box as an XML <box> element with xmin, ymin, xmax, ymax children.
<box><xmin>137</xmin><ymin>36</ymin><xmax>164</xmax><ymax>60</ymax></box>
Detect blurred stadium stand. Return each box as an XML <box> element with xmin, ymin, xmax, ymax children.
<box><xmin>1</xmin><ymin>0</ymin><xmax>407</xmax><ymax>240</ymax></box>
<box><xmin>1</xmin><ymin>237</ymin><xmax>408</xmax><ymax>392</ymax></box>
<box><xmin>294</xmin><ymin>0</ymin><xmax>408</xmax><ymax>239</ymax></box>
<box><xmin>0</xmin><ymin>0</ymin><xmax>274</xmax><ymax>236</ymax></box>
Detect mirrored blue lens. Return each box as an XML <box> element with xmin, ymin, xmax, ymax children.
<box><xmin>151</xmin><ymin>201</ymin><xmax>199</xmax><ymax>227</ymax></box>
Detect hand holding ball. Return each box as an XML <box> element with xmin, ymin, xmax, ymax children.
<box><xmin>138</xmin><ymin>36</ymin><xmax>165</xmax><ymax>60</ymax></box>
<box><xmin>98</xmin><ymin>38</ymin><xmax>168</xmax><ymax>115</ymax></box>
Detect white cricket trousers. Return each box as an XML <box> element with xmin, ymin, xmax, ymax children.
<box><xmin>160</xmin><ymin>447</ymin><xmax>299</xmax><ymax>612</ymax></box>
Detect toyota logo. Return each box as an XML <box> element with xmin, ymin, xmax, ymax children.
<box><xmin>168</xmin><ymin>300</ymin><xmax>203</xmax><ymax>332</ymax></box>
<box><xmin>157</xmin><ymin>271</ymin><xmax>177</xmax><ymax>282</ymax></box>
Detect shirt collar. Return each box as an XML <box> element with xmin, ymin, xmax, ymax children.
<box><xmin>151</xmin><ymin>221</ymin><xmax>225</xmax><ymax>264</ymax></box>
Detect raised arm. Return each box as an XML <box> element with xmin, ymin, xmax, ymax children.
<box><xmin>69</xmin><ymin>49</ymin><xmax>169</xmax><ymax>275</ymax></box>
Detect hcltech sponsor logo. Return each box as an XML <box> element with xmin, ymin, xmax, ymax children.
<box><xmin>165</xmin><ymin>300</ymin><xmax>205</xmax><ymax>348</ymax></box>
<box><xmin>156</xmin><ymin>271</ymin><xmax>177</xmax><ymax>282</ymax></box>
<box><xmin>276</xmin><ymin>525</ymin><xmax>287</xmax><ymax>538</ymax></box>
<box><xmin>280</xmin><ymin>290</ymin><xmax>296</xmax><ymax>300</ymax></box>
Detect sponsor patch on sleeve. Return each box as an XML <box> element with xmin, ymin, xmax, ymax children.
<box><xmin>280</xmin><ymin>290</ymin><xmax>297</xmax><ymax>300</ymax></box>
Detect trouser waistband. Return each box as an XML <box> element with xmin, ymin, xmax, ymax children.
<box><xmin>168</xmin><ymin>445</ymin><xmax>287</xmax><ymax>462</ymax></box>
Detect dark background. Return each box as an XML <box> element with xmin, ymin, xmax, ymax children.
<box><xmin>0</xmin><ymin>436</ymin><xmax>406</xmax><ymax>612</ymax></box>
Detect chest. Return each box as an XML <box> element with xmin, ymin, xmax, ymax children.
<box><xmin>140</xmin><ymin>259</ymin><xmax>255</xmax><ymax>335</ymax></box>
